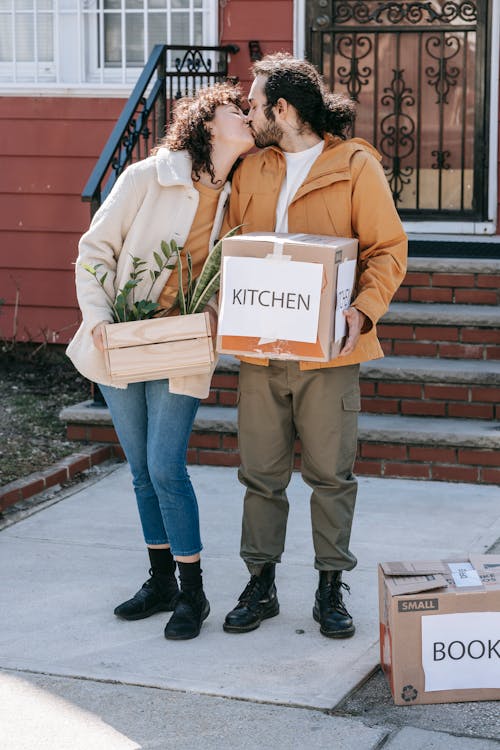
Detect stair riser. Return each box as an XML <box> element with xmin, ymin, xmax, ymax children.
<box><xmin>202</xmin><ymin>373</ymin><xmax>239</xmax><ymax>407</ymax></box>
<box><xmin>354</xmin><ymin>442</ymin><xmax>500</xmax><ymax>484</ymax></box>
<box><xmin>202</xmin><ymin>375</ymin><xmax>499</xmax><ymax>420</ymax></box>
<box><xmin>394</xmin><ymin>272</ymin><xmax>500</xmax><ymax>305</ymax></box>
<box><xmin>360</xmin><ymin>381</ymin><xmax>499</xmax><ymax>420</ymax></box>
<box><xmin>188</xmin><ymin>431</ymin><xmax>499</xmax><ymax>485</ymax></box>
<box><xmin>378</xmin><ymin>325</ymin><xmax>500</xmax><ymax>360</ymax></box>
<box><xmin>65</xmin><ymin>425</ymin><xmax>500</xmax><ymax>486</ymax></box>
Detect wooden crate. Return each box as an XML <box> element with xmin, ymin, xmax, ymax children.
<box><xmin>102</xmin><ymin>312</ymin><xmax>214</xmax><ymax>385</ymax></box>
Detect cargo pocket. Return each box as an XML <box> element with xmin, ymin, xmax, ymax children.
<box><xmin>342</xmin><ymin>391</ymin><xmax>361</xmax><ymax>412</ymax></box>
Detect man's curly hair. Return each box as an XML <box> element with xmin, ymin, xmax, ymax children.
<box><xmin>153</xmin><ymin>81</ymin><xmax>243</xmax><ymax>184</ymax></box>
<box><xmin>252</xmin><ymin>53</ymin><xmax>355</xmax><ymax>139</ymax></box>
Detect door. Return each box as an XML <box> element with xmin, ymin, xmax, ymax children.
<box><xmin>307</xmin><ymin>0</ymin><xmax>490</xmax><ymax>222</ymax></box>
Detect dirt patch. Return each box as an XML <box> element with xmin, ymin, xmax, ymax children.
<box><xmin>0</xmin><ymin>344</ymin><xmax>90</xmax><ymax>486</ymax></box>
<box><xmin>333</xmin><ymin>667</ymin><xmax>500</xmax><ymax>741</ymax></box>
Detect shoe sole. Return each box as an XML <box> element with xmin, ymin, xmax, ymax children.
<box><xmin>312</xmin><ymin>608</ymin><xmax>355</xmax><ymax>638</ymax></box>
<box><xmin>114</xmin><ymin>597</ymin><xmax>179</xmax><ymax>621</ymax></box>
<box><xmin>164</xmin><ymin>601</ymin><xmax>210</xmax><ymax>640</ymax></box>
<box><xmin>222</xmin><ymin>602</ymin><xmax>280</xmax><ymax>633</ymax></box>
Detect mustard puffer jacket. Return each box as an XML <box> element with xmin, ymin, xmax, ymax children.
<box><xmin>223</xmin><ymin>134</ymin><xmax>408</xmax><ymax>369</ymax></box>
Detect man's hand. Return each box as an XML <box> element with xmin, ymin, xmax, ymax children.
<box><xmin>91</xmin><ymin>321</ymin><xmax>108</xmax><ymax>352</ymax></box>
<box><xmin>339</xmin><ymin>307</ymin><xmax>366</xmax><ymax>357</ymax></box>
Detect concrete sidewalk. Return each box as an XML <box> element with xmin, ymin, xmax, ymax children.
<box><xmin>1</xmin><ymin>465</ymin><xmax>499</xmax><ymax>749</ymax></box>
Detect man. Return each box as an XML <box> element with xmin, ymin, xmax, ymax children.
<box><xmin>222</xmin><ymin>53</ymin><xmax>407</xmax><ymax>638</ymax></box>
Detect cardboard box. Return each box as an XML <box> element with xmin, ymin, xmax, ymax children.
<box><xmin>217</xmin><ymin>232</ymin><xmax>358</xmax><ymax>361</ymax></box>
<box><xmin>379</xmin><ymin>555</ymin><xmax>500</xmax><ymax>705</ymax></box>
<box><xmin>103</xmin><ymin>312</ymin><xmax>214</xmax><ymax>385</ymax></box>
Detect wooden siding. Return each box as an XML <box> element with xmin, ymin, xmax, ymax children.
<box><xmin>0</xmin><ymin>1</ymin><xmax>294</xmax><ymax>347</ymax></box>
<box><xmin>220</xmin><ymin>0</ymin><xmax>293</xmax><ymax>89</ymax></box>
<box><xmin>0</xmin><ymin>97</ymin><xmax>125</xmax><ymax>345</ymax></box>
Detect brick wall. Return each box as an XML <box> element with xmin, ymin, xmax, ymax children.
<box><xmin>378</xmin><ymin>325</ymin><xmax>500</xmax><ymax>360</ymax></box>
<box><xmin>393</xmin><ymin>271</ymin><xmax>500</xmax><ymax>305</ymax></box>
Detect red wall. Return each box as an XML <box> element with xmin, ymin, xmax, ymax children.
<box><xmin>0</xmin><ymin>96</ymin><xmax>125</xmax><ymax>344</ymax></box>
<box><xmin>0</xmin><ymin>2</ymin><xmax>293</xmax><ymax>346</ymax></box>
<box><xmin>220</xmin><ymin>0</ymin><xmax>293</xmax><ymax>91</ymax></box>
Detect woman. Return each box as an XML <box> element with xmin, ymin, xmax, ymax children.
<box><xmin>67</xmin><ymin>83</ymin><xmax>254</xmax><ymax>640</ymax></box>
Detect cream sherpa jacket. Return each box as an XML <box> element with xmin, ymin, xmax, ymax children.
<box><xmin>66</xmin><ymin>148</ymin><xmax>230</xmax><ymax>398</ymax></box>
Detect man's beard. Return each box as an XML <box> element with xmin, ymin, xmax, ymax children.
<box><xmin>252</xmin><ymin>119</ymin><xmax>284</xmax><ymax>149</ymax></box>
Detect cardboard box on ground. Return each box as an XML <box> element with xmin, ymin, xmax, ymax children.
<box><xmin>103</xmin><ymin>312</ymin><xmax>214</xmax><ymax>385</ymax></box>
<box><xmin>379</xmin><ymin>555</ymin><xmax>500</xmax><ymax>706</ymax></box>
<box><xmin>217</xmin><ymin>233</ymin><xmax>358</xmax><ymax>361</ymax></box>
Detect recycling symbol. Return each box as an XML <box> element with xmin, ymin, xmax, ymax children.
<box><xmin>401</xmin><ymin>684</ymin><xmax>418</xmax><ymax>702</ymax></box>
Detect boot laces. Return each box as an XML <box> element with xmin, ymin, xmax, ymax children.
<box><xmin>324</xmin><ymin>579</ymin><xmax>351</xmax><ymax>616</ymax></box>
<box><xmin>239</xmin><ymin>575</ymin><xmax>268</xmax><ymax>607</ymax></box>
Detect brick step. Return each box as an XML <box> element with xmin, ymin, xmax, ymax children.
<box><xmin>190</xmin><ymin>407</ymin><xmax>500</xmax><ymax>485</ymax></box>
<box><xmin>379</xmin><ymin>303</ymin><xmax>500</xmax><ymax>360</ymax></box>
<box><xmin>204</xmin><ymin>356</ymin><xmax>500</xmax><ymax>420</ymax></box>
<box><xmin>395</xmin><ymin>258</ymin><xmax>500</xmax><ymax>305</ymax></box>
<box><xmin>361</xmin><ymin>356</ymin><xmax>500</xmax><ymax>420</ymax></box>
<box><xmin>59</xmin><ymin>402</ymin><xmax>500</xmax><ymax>485</ymax></box>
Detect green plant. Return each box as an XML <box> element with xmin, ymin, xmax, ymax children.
<box><xmin>82</xmin><ymin>226</ymin><xmax>242</xmax><ymax>322</ymax></box>
<box><xmin>82</xmin><ymin>240</ymin><xmax>178</xmax><ymax>322</ymax></box>
<box><xmin>177</xmin><ymin>225</ymin><xmax>242</xmax><ymax>315</ymax></box>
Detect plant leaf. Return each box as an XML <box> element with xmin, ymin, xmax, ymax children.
<box><xmin>185</xmin><ymin>251</ymin><xmax>193</xmax><ymax>310</ymax></box>
<box><xmin>177</xmin><ymin>252</ymin><xmax>186</xmax><ymax>315</ymax></box>
<box><xmin>153</xmin><ymin>251</ymin><xmax>164</xmax><ymax>271</ymax></box>
<box><xmin>188</xmin><ymin>225</ymin><xmax>241</xmax><ymax>314</ymax></box>
<box><xmin>189</xmin><ymin>270</ymin><xmax>221</xmax><ymax>314</ymax></box>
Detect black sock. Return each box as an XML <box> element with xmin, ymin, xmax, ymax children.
<box><xmin>148</xmin><ymin>547</ymin><xmax>176</xmax><ymax>576</ymax></box>
<box><xmin>177</xmin><ymin>560</ymin><xmax>203</xmax><ymax>592</ymax></box>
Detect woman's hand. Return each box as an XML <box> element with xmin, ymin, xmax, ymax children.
<box><xmin>91</xmin><ymin>321</ymin><xmax>108</xmax><ymax>352</ymax></box>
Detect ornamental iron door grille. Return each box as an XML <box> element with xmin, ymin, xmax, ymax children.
<box><xmin>306</xmin><ymin>0</ymin><xmax>490</xmax><ymax>221</ymax></box>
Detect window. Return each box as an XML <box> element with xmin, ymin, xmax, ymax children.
<box><xmin>0</xmin><ymin>0</ymin><xmax>216</xmax><ymax>87</ymax></box>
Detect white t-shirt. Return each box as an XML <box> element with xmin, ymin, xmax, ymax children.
<box><xmin>275</xmin><ymin>140</ymin><xmax>324</xmax><ymax>232</ymax></box>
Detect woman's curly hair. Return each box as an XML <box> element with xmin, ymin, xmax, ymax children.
<box><xmin>152</xmin><ymin>81</ymin><xmax>243</xmax><ymax>184</ymax></box>
<box><xmin>252</xmin><ymin>53</ymin><xmax>356</xmax><ymax>139</ymax></box>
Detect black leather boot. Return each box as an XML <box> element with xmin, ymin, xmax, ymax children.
<box><xmin>313</xmin><ymin>571</ymin><xmax>355</xmax><ymax>638</ymax></box>
<box><xmin>164</xmin><ymin>587</ymin><xmax>210</xmax><ymax>640</ymax></box>
<box><xmin>223</xmin><ymin>563</ymin><xmax>279</xmax><ymax>633</ymax></box>
<box><xmin>114</xmin><ymin>569</ymin><xmax>179</xmax><ymax>621</ymax></box>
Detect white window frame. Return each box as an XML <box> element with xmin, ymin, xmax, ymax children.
<box><xmin>294</xmin><ymin>0</ymin><xmax>499</xmax><ymax>235</ymax></box>
<box><xmin>0</xmin><ymin>0</ymin><xmax>218</xmax><ymax>96</ymax></box>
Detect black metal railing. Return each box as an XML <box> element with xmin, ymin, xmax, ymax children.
<box><xmin>82</xmin><ymin>44</ymin><xmax>239</xmax><ymax>217</ymax></box>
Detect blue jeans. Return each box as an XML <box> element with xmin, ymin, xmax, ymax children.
<box><xmin>100</xmin><ymin>380</ymin><xmax>202</xmax><ymax>556</ymax></box>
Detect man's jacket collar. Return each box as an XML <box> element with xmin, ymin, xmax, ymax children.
<box><xmin>268</xmin><ymin>134</ymin><xmax>381</xmax><ymax>173</ymax></box>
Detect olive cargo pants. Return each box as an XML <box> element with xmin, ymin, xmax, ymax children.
<box><xmin>237</xmin><ymin>360</ymin><xmax>360</xmax><ymax>572</ymax></box>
